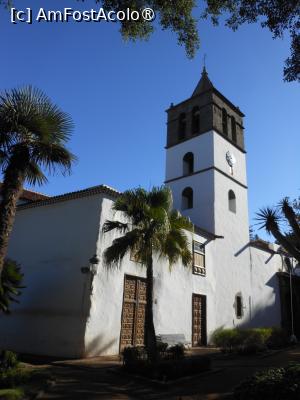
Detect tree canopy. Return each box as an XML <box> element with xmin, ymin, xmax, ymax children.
<box><xmin>203</xmin><ymin>0</ymin><xmax>300</xmax><ymax>82</ymax></box>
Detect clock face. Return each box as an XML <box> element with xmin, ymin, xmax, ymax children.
<box><xmin>226</xmin><ymin>151</ymin><xmax>236</xmax><ymax>167</ymax></box>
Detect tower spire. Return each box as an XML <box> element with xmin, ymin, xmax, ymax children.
<box><xmin>203</xmin><ymin>53</ymin><xmax>207</xmax><ymax>72</ymax></box>
<box><xmin>192</xmin><ymin>59</ymin><xmax>213</xmax><ymax>97</ymax></box>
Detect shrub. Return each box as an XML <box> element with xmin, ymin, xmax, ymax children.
<box><xmin>238</xmin><ymin>329</ymin><xmax>268</xmax><ymax>354</ymax></box>
<box><xmin>0</xmin><ymin>368</ymin><xmax>31</xmax><ymax>389</ymax></box>
<box><xmin>122</xmin><ymin>346</ymin><xmax>147</xmax><ymax>367</ymax></box>
<box><xmin>234</xmin><ymin>364</ymin><xmax>300</xmax><ymax>400</ymax></box>
<box><xmin>122</xmin><ymin>345</ymin><xmax>210</xmax><ymax>381</ymax></box>
<box><xmin>0</xmin><ymin>351</ymin><xmax>18</xmax><ymax>371</ymax></box>
<box><xmin>156</xmin><ymin>341</ymin><xmax>168</xmax><ymax>353</ymax></box>
<box><xmin>213</xmin><ymin>327</ymin><xmax>289</xmax><ymax>354</ymax></box>
<box><xmin>266</xmin><ymin>327</ymin><xmax>290</xmax><ymax>349</ymax></box>
<box><xmin>122</xmin><ymin>343</ymin><xmax>185</xmax><ymax>366</ymax></box>
<box><xmin>0</xmin><ymin>388</ymin><xmax>24</xmax><ymax>400</ymax></box>
<box><xmin>167</xmin><ymin>344</ymin><xmax>185</xmax><ymax>359</ymax></box>
<box><xmin>212</xmin><ymin>328</ymin><xmax>243</xmax><ymax>352</ymax></box>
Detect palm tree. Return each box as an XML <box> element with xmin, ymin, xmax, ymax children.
<box><xmin>256</xmin><ymin>198</ymin><xmax>300</xmax><ymax>263</ymax></box>
<box><xmin>0</xmin><ymin>259</ymin><xmax>23</xmax><ymax>314</ymax></box>
<box><xmin>102</xmin><ymin>186</ymin><xmax>193</xmax><ymax>361</ymax></box>
<box><xmin>0</xmin><ymin>86</ymin><xmax>76</xmax><ymax>277</ymax></box>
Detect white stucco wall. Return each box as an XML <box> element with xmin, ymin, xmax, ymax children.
<box><xmin>0</xmin><ymin>189</ymin><xmax>285</xmax><ymax>358</ymax></box>
<box><xmin>248</xmin><ymin>246</ymin><xmax>284</xmax><ymax>328</ymax></box>
<box><xmin>0</xmin><ymin>126</ymin><xmax>285</xmax><ymax>358</ymax></box>
<box><xmin>165</xmin><ymin>132</ymin><xmax>214</xmax><ymax>182</ymax></box>
<box><xmin>213</xmin><ymin>132</ymin><xmax>247</xmax><ymax>186</ymax></box>
<box><xmin>0</xmin><ymin>194</ymin><xmax>106</xmax><ymax>358</ymax></box>
<box><xmin>167</xmin><ymin>172</ymin><xmax>215</xmax><ymax>233</ymax></box>
<box><xmin>84</xmin><ymin>197</ymin><xmax>217</xmax><ymax>356</ymax></box>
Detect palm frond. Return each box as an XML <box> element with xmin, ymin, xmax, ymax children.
<box><xmin>102</xmin><ymin>220</ymin><xmax>129</xmax><ymax>234</ymax></box>
<box><xmin>113</xmin><ymin>187</ymin><xmax>148</xmax><ymax>224</ymax></box>
<box><xmin>103</xmin><ymin>186</ymin><xmax>192</xmax><ymax>270</ymax></box>
<box><xmin>147</xmin><ymin>186</ymin><xmax>173</xmax><ymax>211</ymax></box>
<box><xmin>103</xmin><ymin>229</ymin><xmax>141</xmax><ymax>268</ymax></box>
<box><xmin>32</xmin><ymin>142</ymin><xmax>76</xmax><ymax>176</ymax></box>
<box><xmin>169</xmin><ymin>209</ymin><xmax>194</xmax><ymax>232</ymax></box>
<box><xmin>0</xmin><ymin>85</ymin><xmax>76</xmax><ymax>180</ymax></box>
<box><xmin>280</xmin><ymin>197</ymin><xmax>300</xmax><ymax>242</ymax></box>
<box><xmin>255</xmin><ymin>207</ymin><xmax>281</xmax><ymax>233</ymax></box>
<box><xmin>0</xmin><ymin>259</ymin><xmax>24</xmax><ymax>314</ymax></box>
<box><xmin>25</xmin><ymin>162</ymin><xmax>48</xmax><ymax>186</ymax></box>
<box><xmin>256</xmin><ymin>207</ymin><xmax>300</xmax><ymax>262</ymax></box>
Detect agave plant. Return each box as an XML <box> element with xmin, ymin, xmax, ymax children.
<box><xmin>0</xmin><ymin>259</ymin><xmax>24</xmax><ymax>314</ymax></box>
<box><xmin>256</xmin><ymin>198</ymin><xmax>300</xmax><ymax>263</ymax></box>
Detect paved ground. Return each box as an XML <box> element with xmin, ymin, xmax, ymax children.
<box><xmin>27</xmin><ymin>346</ymin><xmax>300</xmax><ymax>400</ymax></box>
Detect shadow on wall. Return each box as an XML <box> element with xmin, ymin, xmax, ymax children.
<box><xmin>278</xmin><ymin>272</ymin><xmax>300</xmax><ymax>338</ymax></box>
<box><xmin>212</xmin><ymin>300</ymin><xmax>283</xmax><ymax>341</ymax></box>
<box><xmin>84</xmin><ymin>334</ymin><xmax>118</xmax><ymax>357</ymax></box>
<box><xmin>244</xmin><ymin>300</ymin><xmax>281</xmax><ymax>329</ymax></box>
<box><xmin>246</xmin><ymin>274</ymin><xmax>282</xmax><ymax>328</ymax></box>
<box><xmin>231</xmin><ymin>273</ymin><xmax>298</xmax><ymax>336</ymax></box>
<box><xmin>0</xmin><ymin>268</ymin><xmax>92</xmax><ymax>359</ymax></box>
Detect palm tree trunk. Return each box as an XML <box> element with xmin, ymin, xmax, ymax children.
<box><xmin>145</xmin><ymin>254</ymin><xmax>157</xmax><ymax>362</ymax></box>
<box><xmin>0</xmin><ymin>161</ymin><xmax>26</xmax><ymax>277</ymax></box>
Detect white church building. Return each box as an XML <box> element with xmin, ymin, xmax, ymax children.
<box><xmin>0</xmin><ymin>69</ymin><xmax>288</xmax><ymax>358</ymax></box>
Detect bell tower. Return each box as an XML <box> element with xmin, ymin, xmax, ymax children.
<box><xmin>165</xmin><ymin>68</ymin><xmax>249</xmax><ymax>241</ymax></box>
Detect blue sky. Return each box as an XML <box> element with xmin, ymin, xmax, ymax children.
<box><xmin>0</xmin><ymin>0</ymin><xmax>299</xmax><ymax>236</ymax></box>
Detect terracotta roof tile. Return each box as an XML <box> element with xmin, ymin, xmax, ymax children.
<box><xmin>0</xmin><ymin>183</ymin><xmax>49</xmax><ymax>202</ymax></box>
<box><xmin>17</xmin><ymin>184</ymin><xmax>120</xmax><ymax>210</ymax></box>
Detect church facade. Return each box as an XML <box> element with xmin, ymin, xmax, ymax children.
<box><xmin>0</xmin><ymin>70</ymin><xmax>286</xmax><ymax>358</ymax></box>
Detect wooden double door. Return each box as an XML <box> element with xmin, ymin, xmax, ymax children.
<box><xmin>119</xmin><ymin>275</ymin><xmax>147</xmax><ymax>351</ymax></box>
<box><xmin>192</xmin><ymin>294</ymin><xmax>207</xmax><ymax>347</ymax></box>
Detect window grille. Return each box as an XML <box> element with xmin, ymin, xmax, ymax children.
<box><xmin>193</xmin><ymin>241</ymin><xmax>206</xmax><ymax>276</ymax></box>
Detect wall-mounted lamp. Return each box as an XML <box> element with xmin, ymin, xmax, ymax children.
<box><xmin>81</xmin><ymin>254</ymin><xmax>100</xmax><ymax>275</ymax></box>
<box><xmin>89</xmin><ymin>254</ymin><xmax>99</xmax><ymax>275</ymax></box>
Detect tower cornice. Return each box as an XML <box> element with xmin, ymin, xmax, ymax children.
<box><xmin>165</xmin><ymin>129</ymin><xmax>247</xmax><ymax>154</ymax></box>
<box><xmin>165</xmin><ymin>166</ymin><xmax>248</xmax><ymax>190</ymax></box>
<box><xmin>166</xmin><ymin>88</ymin><xmax>245</xmax><ymax>118</ymax></box>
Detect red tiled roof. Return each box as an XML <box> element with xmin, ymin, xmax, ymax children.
<box><xmin>0</xmin><ymin>183</ymin><xmax>49</xmax><ymax>202</ymax></box>
<box><xmin>17</xmin><ymin>184</ymin><xmax>120</xmax><ymax>210</ymax></box>
<box><xmin>12</xmin><ymin>182</ymin><xmax>222</xmax><ymax>240</ymax></box>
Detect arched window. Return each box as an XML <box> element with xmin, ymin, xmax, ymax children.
<box><xmin>192</xmin><ymin>106</ymin><xmax>200</xmax><ymax>134</ymax></box>
<box><xmin>222</xmin><ymin>108</ymin><xmax>228</xmax><ymax>136</ymax></box>
<box><xmin>231</xmin><ymin>116</ymin><xmax>237</xmax><ymax>143</ymax></box>
<box><xmin>235</xmin><ymin>293</ymin><xmax>243</xmax><ymax>319</ymax></box>
<box><xmin>183</xmin><ymin>152</ymin><xmax>194</xmax><ymax>175</ymax></box>
<box><xmin>182</xmin><ymin>187</ymin><xmax>193</xmax><ymax>210</ymax></box>
<box><xmin>228</xmin><ymin>190</ymin><xmax>236</xmax><ymax>213</ymax></box>
<box><xmin>178</xmin><ymin>113</ymin><xmax>186</xmax><ymax>141</ymax></box>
